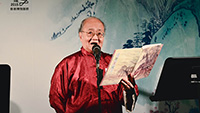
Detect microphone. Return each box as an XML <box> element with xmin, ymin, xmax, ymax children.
<box><xmin>92</xmin><ymin>43</ymin><xmax>101</xmax><ymax>63</ymax></box>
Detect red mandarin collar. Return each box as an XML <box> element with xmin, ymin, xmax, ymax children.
<box><xmin>80</xmin><ymin>47</ymin><xmax>105</xmax><ymax>69</ymax></box>
<box><xmin>81</xmin><ymin>47</ymin><xmax>94</xmax><ymax>57</ymax></box>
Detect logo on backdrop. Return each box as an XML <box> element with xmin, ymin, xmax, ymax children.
<box><xmin>10</xmin><ymin>0</ymin><xmax>29</xmax><ymax>11</ymax></box>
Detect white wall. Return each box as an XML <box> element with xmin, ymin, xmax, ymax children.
<box><xmin>0</xmin><ymin>0</ymin><xmax>73</xmax><ymax>113</ymax></box>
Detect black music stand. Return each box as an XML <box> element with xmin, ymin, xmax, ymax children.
<box><xmin>0</xmin><ymin>64</ymin><xmax>11</xmax><ymax>113</ymax></box>
<box><xmin>150</xmin><ymin>57</ymin><xmax>200</xmax><ymax>102</ymax></box>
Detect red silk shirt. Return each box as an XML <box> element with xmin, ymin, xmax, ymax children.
<box><xmin>49</xmin><ymin>47</ymin><xmax>124</xmax><ymax>113</ymax></box>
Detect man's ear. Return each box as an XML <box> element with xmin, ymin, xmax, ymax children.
<box><xmin>79</xmin><ymin>32</ymin><xmax>82</xmax><ymax>40</ymax></box>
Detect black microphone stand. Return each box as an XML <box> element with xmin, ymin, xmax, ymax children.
<box><xmin>92</xmin><ymin>43</ymin><xmax>102</xmax><ymax>113</ymax></box>
<box><xmin>96</xmin><ymin>59</ymin><xmax>102</xmax><ymax>113</ymax></box>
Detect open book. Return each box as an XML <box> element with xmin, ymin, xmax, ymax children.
<box><xmin>100</xmin><ymin>43</ymin><xmax>163</xmax><ymax>86</ymax></box>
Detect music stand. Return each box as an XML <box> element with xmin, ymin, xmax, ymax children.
<box><xmin>0</xmin><ymin>64</ymin><xmax>11</xmax><ymax>113</ymax></box>
<box><xmin>150</xmin><ymin>57</ymin><xmax>200</xmax><ymax>102</ymax></box>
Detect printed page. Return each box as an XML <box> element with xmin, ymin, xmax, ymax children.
<box><xmin>100</xmin><ymin>48</ymin><xmax>142</xmax><ymax>86</ymax></box>
<box><xmin>132</xmin><ymin>43</ymin><xmax>163</xmax><ymax>80</ymax></box>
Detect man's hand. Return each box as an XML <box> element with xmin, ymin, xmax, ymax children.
<box><xmin>120</xmin><ymin>75</ymin><xmax>139</xmax><ymax>96</ymax></box>
<box><xmin>120</xmin><ymin>75</ymin><xmax>139</xmax><ymax>111</ymax></box>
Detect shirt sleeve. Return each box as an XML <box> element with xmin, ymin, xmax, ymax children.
<box><xmin>49</xmin><ymin>63</ymin><xmax>69</xmax><ymax>113</ymax></box>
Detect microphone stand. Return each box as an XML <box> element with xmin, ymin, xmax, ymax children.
<box><xmin>96</xmin><ymin>59</ymin><xmax>102</xmax><ymax>113</ymax></box>
<box><xmin>92</xmin><ymin>43</ymin><xmax>102</xmax><ymax>113</ymax></box>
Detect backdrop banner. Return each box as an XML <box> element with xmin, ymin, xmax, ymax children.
<box><xmin>0</xmin><ymin>0</ymin><xmax>200</xmax><ymax>113</ymax></box>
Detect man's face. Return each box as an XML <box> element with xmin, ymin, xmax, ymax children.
<box><xmin>79</xmin><ymin>18</ymin><xmax>105</xmax><ymax>53</ymax></box>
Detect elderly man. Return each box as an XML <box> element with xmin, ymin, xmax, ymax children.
<box><xmin>49</xmin><ymin>17</ymin><xmax>139</xmax><ymax>113</ymax></box>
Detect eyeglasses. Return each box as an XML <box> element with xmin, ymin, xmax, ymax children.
<box><xmin>81</xmin><ymin>31</ymin><xmax>105</xmax><ymax>38</ymax></box>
